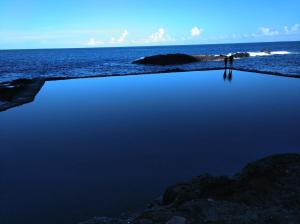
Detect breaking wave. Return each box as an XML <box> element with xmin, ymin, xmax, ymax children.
<box><xmin>248</xmin><ymin>51</ymin><xmax>291</xmax><ymax>57</ymax></box>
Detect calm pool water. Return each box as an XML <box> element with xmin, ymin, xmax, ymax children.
<box><xmin>1</xmin><ymin>70</ymin><xmax>300</xmax><ymax>224</ymax></box>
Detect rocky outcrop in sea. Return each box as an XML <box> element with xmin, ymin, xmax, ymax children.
<box><xmin>132</xmin><ymin>52</ymin><xmax>251</xmax><ymax>65</ymax></box>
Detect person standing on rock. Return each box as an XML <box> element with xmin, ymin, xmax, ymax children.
<box><xmin>229</xmin><ymin>55</ymin><xmax>234</xmax><ymax>71</ymax></box>
<box><xmin>224</xmin><ymin>56</ymin><xmax>228</xmax><ymax>70</ymax></box>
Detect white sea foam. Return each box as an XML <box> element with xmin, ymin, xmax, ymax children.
<box><xmin>248</xmin><ymin>52</ymin><xmax>270</xmax><ymax>57</ymax></box>
<box><xmin>248</xmin><ymin>51</ymin><xmax>291</xmax><ymax>57</ymax></box>
<box><xmin>270</xmin><ymin>51</ymin><xmax>291</xmax><ymax>55</ymax></box>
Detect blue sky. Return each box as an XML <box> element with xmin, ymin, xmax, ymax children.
<box><xmin>0</xmin><ymin>0</ymin><xmax>299</xmax><ymax>49</ymax></box>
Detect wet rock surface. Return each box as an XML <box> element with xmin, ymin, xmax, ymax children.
<box><xmin>83</xmin><ymin>154</ymin><xmax>300</xmax><ymax>224</ymax></box>
<box><xmin>0</xmin><ymin>78</ymin><xmax>45</xmax><ymax>112</ymax></box>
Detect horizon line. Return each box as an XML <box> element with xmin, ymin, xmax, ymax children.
<box><xmin>0</xmin><ymin>40</ymin><xmax>299</xmax><ymax>51</ymax></box>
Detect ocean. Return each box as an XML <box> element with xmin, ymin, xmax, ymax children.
<box><xmin>0</xmin><ymin>41</ymin><xmax>299</xmax><ymax>83</ymax></box>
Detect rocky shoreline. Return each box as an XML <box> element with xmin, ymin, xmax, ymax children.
<box><xmin>80</xmin><ymin>153</ymin><xmax>300</xmax><ymax>224</ymax></box>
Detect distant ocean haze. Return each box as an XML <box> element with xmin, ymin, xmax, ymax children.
<box><xmin>0</xmin><ymin>41</ymin><xmax>299</xmax><ymax>83</ymax></box>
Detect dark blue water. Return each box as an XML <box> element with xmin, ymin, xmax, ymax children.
<box><xmin>1</xmin><ymin>70</ymin><xmax>300</xmax><ymax>224</ymax></box>
<box><xmin>0</xmin><ymin>41</ymin><xmax>299</xmax><ymax>83</ymax></box>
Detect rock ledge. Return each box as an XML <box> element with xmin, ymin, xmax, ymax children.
<box><xmin>81</xmin><ymin>154</ymin><xmax>300</xmax><ymax>224</ymax></box>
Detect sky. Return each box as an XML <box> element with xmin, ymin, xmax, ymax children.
<box><xmin>0</xmin><ymin>0</ymin><xmax>299</xmax><ymax>49</ymax></box>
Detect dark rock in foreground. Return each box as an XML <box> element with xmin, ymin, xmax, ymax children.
<box><xmin>82</xmin><ymin>154</ymin><xmax>300</xmax><ymax>224</ymax></box>
<box><xmin>134</xmin><ymin>154</ymin><xmax>300</xmax><ymax>224</ymax></box>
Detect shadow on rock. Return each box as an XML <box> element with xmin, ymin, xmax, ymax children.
<box><xmin>84</xmin><ymin>154</ymin><xmax>300</xmax><ymax>224</ymax></box>
<box><xmin>133</xmin><ymin>154</ymin><xmax>300</xmax><ymax>224</ymax></box>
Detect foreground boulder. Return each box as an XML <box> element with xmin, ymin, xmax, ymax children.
<box><xmin>133</xmin><ymin>154</ymin><xmax>300</xmax><ymax>224</ymax></box>
<box><xmin>80</xmin><ymin>154</ymin><xmax>300</xmax><ymax>224</ymax></box>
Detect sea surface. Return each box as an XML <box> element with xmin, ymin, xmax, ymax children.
<box><xmin>0</xmin><ymin>41</ymin><xmax>300</xmax><ymax>83</ymax></box>
<box><xmin>1</xmin><ymin>70</ymin><xmax>300</xmax><ymax>224</ymax></box>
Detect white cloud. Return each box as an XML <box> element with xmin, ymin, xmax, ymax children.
<box><xmin>255</xmin><ymin>24</ymin><xmax>299</xmax><ymax>37</ymax></box>
<box><xmin>291</xmin><ymin>24</ymin><xmax>300</xmax><ymax>32</ymax></box>
<box><xmin>110</xmin><ymin>29</ymin><xmax>129</xmax><ymax>44</ymax></box>
<box><xmin>284</xmin><ymin>24</ymin><xmax>299</xmax><ymax>34</ymax></box>
<box><xmin>284</xmin><ymin>26</ymin><xmax>289</xmax><ymax>33</ymax></box>
<box><xmin>86</xmin><ymin>38</ymin><xmax>103</xmax><ymax>46</ymax></box>
<box><xmin>109</xmin><ymin>37</ymin><xmax>116</xmax><ymax>44</ymax></box>
<box><xmin>147</xmin><ymin>28</ymin><xmax>167</xmax><ymax>42</ymax></box>
<box><xmin>118</xmin><ymin>30</ymin><xmax>129</xmax><ymax>43</ymax></box>
<box><xmin>87</xmin><ymin>29</ymin><xmax>128</xmax><ymax>46</ymax></box>
<box><xmin>133</xmin><ymin>28</ymin><xmax>175</xmax><ymax>44</ymax></box>
<box><xmin>191</xmin><ymin>26</ymin><xmax>203</xmax><ymax>37</ymax></box>
<box><xmin>259</xmin><ymin>27</ymin><xmax>279</xmax><ymax>36</ymax></box>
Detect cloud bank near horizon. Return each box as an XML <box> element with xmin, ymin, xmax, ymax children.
<box><xmin>0</xmin><ymin>24</ymin><xmax>299</xmax><ymax>49</ymax></box>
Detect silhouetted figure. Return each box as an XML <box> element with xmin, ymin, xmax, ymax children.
<box><xmin>224</xmin><ymin>56</ymin><xmax>228</xmax><ymax>70</ymax></box>
<box><xmin>229</xmin><ymin>55</ymin><xmax>234</xmax><ymax>71</ymax></box>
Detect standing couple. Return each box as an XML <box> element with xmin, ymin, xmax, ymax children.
<box><xmin>224</xmin><ymin>55</ymin><xmax>234</xmax><ymax>81</ymax></box>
